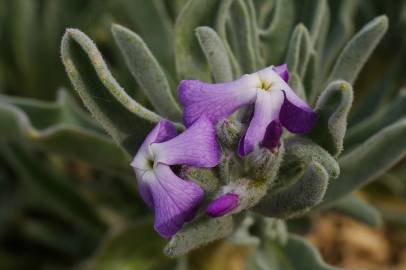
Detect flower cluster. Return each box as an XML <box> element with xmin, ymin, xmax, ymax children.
<box><xmin>131</xmin><ymin>64</ymin><xmax>317</xmax><ymax>238</ymax></box>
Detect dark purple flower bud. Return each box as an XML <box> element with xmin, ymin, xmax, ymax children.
<box><xmin>206</xmin><ymin>193</ymin><xmax>239</xmax><ymax>217</ymax></box>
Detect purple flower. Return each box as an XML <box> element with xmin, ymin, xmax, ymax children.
<box><xmin>179</xmin><ymin>64</ymin><xmax>316</xmax><ymax>156</ymax></box>
<box><xmin>206</xmin><ymin>193</ymin><xmax>239</xmax><ymax>217</ymax></box>
<box><xmin>131</xmin><ymin>116</ymin><xmax>220</xmax><ymax>238</ymax></box>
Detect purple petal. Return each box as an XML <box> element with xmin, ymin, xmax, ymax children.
<box><xmin>273</xmin><ymin>64</ymin><xmax>290</xmax><ymax>82</ymax></box>
<box><xmin>131</xmin><ymin>120</ymin><xmax>178</xmax><ymax>170</ymax></box>
<box><xmin>152</xmin><ymin>115</ymin><xmax>220</xmax><ymax>167</ymax></box>
<box><xmin>279</xmin><ymin>90</ymin><xmax>317</xmax><ymax>134</ymax></box>
<box><xmin>178</xmin><ymin>75</ymin><xmax>258</xmax><ymax>127</ymax></box>
<box><xmin>206</xmin><ymin>193</ymin><xmax>239</xmax><ymax>217</ymax></box>
<box><xmin>262</xmin><ymin>120</ymin><xmax>283</xmax><ymax>150</ymax></box>
<box><xmin>238</xmin><ymin>90</ymin><xmax>283</xmax><ymax>156</ymax></box>
<box><xmin>150</xmin><ymin>164</ymin><xmax>204</xmax><ymax>238</ymax></box>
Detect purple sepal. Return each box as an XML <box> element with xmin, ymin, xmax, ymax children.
<box><xmin>273</xmin><ymin>64</ymin><xmax>290</xmax><ymax>82</ymax></box>
<box><xmin>279</xmin><ymin>91</ymin><xmax>317</xmax><ymax>134</ymax></box>
<box><xmin>206</xmin><ymin>193</ymin><xmax>239</xmax><ymax>217</ymax></box>
<box><xmin>262</xmin><ymin>121</ymin><xmax>282</xmax><ymax>150</ymax></box>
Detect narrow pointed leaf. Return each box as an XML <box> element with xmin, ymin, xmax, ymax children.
<box><xmin>331</xmin><ymin>195</ymin><xmax>382</xmax><ymax>227</ymax></box>
<box><xmin>164</xmin><ymin>216</ymin><xmax>234</xmax><ymax>257</ymax></box>
<box><xmin>327</xmin><ymin>15</ymin><xmax>388</xmax><ymax>85</ymax></box>
<box><xmin>322</xmin><ymin>119</ymin><xmax>406</xmax><ymax>206</ymax></box>
<box><xmin>307</xmin><ymin>80</ymin><xmax>353</xmax><ymax>156</ymax></box>
<box><xmin>61</xmin><ymin>29</ymin><xmax>162</xmax><ymax>155</ymax></box>
<box><xmin>112</xmin><ymin>24</ymin><xmax>181</xmax><ymax>121</ymax></box>
<box><xmin>254</xmin><ymin>162</ymin><xmax>329</xmax><ymax>219</ymax></box>
<box><xmin>196</xmin><ymin>26</ymin><xmax>233</xmax><ymax>82</ymax></box>
<box><xmin>260</xmin><ymin>0</ymin><xmax>295</xmax><ymax>65</ymax></box>
<box><xmin>175</xmin><ymin>0</ymin><xmax>221</xmax><ymax>80</ymax></box>
<box><xmin>285</xmin><ymin>24</ymin><xmax>312</xmax><ymax>79</ymax></box>
<box><xmin>345</xmin><ymin>89</ymin><xmax>406</xmax><ymax>148</ymax></box>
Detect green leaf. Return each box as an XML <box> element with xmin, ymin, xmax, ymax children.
<box><xmin>331</xmin><ymin>195</ymin><xmax>382</xmax><ymax>227</ymax></box>
<box><xmin>82</xmin><ymin>220</ymin><xmax>173</xmax><ymax>270</ymax></box>
<box><xmin>215</xmin><ymin>0</ymin><xmax>242</xmax><ymax>78</ymax></box>
<box><xmin>254</xmin><ymin>162</ymin><xmax>329</xmax><ymax>219</ymax></box>
<box><xmin>175</xmin><ymin>0</ymin><xmax>221</xmax><ymax>80</ymax></box>
<box><xmin>307</xmin><ymin>80</ymin><xmax>353</xmax><ymax>157</ymax></box>
<box><xmin>0</xmin><ymin>90</ymin><xmax>130</xmax><ymax>173</ymax></box>
<box><xmin>195</xmin><ymin>26</ymin><xmax>233</xmax><ymax>82</ymax></box>
<box><xmin>322</xmin><ymin>0</ymin><xmax>359</xmax><ymax>77</ymax></box>
<box><xmin>0</xmin><ymin>144</ymin><xmax>105</xmax><ymax>239</ymax></box>
<box><xmin>307</xmin><ymin>0</ymin><xmax>328</xmax><ymax>44</ymax></box>
<box><xmin>164</xmin><ymin>216</ymin><xmax>234</xmax><ymax>257</ymax></box>
<box><xmin>345</xmin><ymin>89</ymin><xmax>406</xmax><ymax>148</ymax></box>
<box><xmin>61</xmin><ymin>28</ymin><xmax>163</xmax><ymax>155</ymax></box>
<box><xmin>247</xmin><ymin>234</ymin><xmax>340</xmax><ymax>270</ymax></box>
<box><xmin>289</xmin><ymin>72</ymin><xmax>306</xmax><ymax>101</ymax></box>
<box><xmin>322</xmin><ymin>119</ymin><xmax>406</xmax><ymax>206</ymax></box>
<box><xmin>285</xmin><ymin>24</ymin><xmax>313</xmax><ymax>79</ymax></box>
<box><xmin>260</xmin><ymin>0</ymin><xmax>295</xmax><ymax>65</ymax></box>
<box><xmin>118</xmin><ymin>0</ymin><xmax>175</xmax><ymax>73</ymax></box>
<box><xmin>228</xmin><ymin>0</ymin><xmax>257</xmax><ymax>73</ymax></box>
<box><xmin>283</xmin><ymin>138</ymin><xmax>340</xmax><ymax>179</ymax></box>
<box><xmin>112</xmin><ymin>24</ymin><xmax>181</xmax><ymax>121</ymax></box>
<box><xmin>327</xmin><ymin>15</ymin><xmax>388</xmax><ymax>85</ymax></box>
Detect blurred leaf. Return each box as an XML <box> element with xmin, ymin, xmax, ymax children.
<box><xmin>0</xmin><ymin>90</ymin><xmax>130</xmax><ymax>173</ymax></box>
<box><xmin>327</xmin><ymin>15</ymin><xmax>388</xmax><ymax>85</ymax></box>
<box><xmin>331</xmin><ymin>194</ymin><xmax>382</xmax><ymax>227</ymax></box>
<box><xmin>247</xmin><ymin>234</ymin><xmax>340</xmax><ymax>270</ymax></box>
<box><xmin>0</xmin><ymin>144</ymin><xmax>106</xmax><ymax>239</ymax></box>
<box><xmin>346</xmin><ymin>89</ymin><xmax>406</xmax><ymax>148</ymax></box>
<box><xmin>82</xmin><ymin>220</ymin><xmax>173</xmax><ymax>270</ymax></box>
<box><xmin>322</xmin><ymin>118</ymin><xmax>406</xmax><ymax>206</ymax></box>
<box><xmin>228</xmin><ymin>0</ymin><xmax>258</xmax><ymax>73</ymax></box>
<box><xmin>322</xmin><ymin>0</ymin><xmax>359</xmax><ymax>77</ymax></box>
<box><xmin>286</xmin><ymin>24</ymin><xmax>312</xmax><ymax>79</ymax></box>
<box><xmin>61</xmin><ymin>28</ymin><xmax>163</xmax><ymax>155</ymax></box>
<box><xmin>196</xmin><ymin>26</ymin><xmax>233</xmax><ymax>83</ymax></box>
<box><xmin>260</xmin><ymin>0</ymin><xmax>295</xmax><ymax>65</ymax></box>
<box><xmin>175</xmin><ymin>0</ymin><xmax>221</xmax><ymax>80</ymax></box>
<box><xmin>112</xmin><ymin>24</ymin><xmax>182</xmax><ymax>121</ymax></box>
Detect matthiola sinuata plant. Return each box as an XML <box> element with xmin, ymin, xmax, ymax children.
<box><xmin>50</xmin><ymin>0</ymin><xmax>406</xmax><ymax>269</ymax></box>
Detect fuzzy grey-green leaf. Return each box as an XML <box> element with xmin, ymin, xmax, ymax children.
<box><xmin>327</xmin><ymin>15</ymin><xmax>388</xmax><ymax>85</ymax></box>
<box><xmin>285</xmin><ymin>24</ymin><xmax>312</xmax><ymax>79</ymax></box>
<box><xmin>175</xmin><ymin>0</ymin><xmax>221</xmax><ymax>80</ymax></box>
<box><xmin>112</xmin><ymin>24</ymin><xmax>181</xmax><ymax>121</ymax></box>
<box><xmin>164</xmin><ymin>216</ymin><xmax>234</xmax><ymax>257</ymax></box>
<box><xmin>196</xmin><ymin>26</ymin><xmax>233</xmax><ymax>82</ymax></box>
<box><xmin>322</xmin><ymin>119</ymin><xmax>406</xmax><ymax>206</ymax></box>
<box><xmin>307</xmin><ymin>80</ymin><xmax>353</xmax><ymax>156</ymax></box>
<box><xmin>331</xmin><ymin>195</ymin><xmax>382</xmax><ymax>227</ymax></box>
<box><xmin>254</xmin><ymin>162</ymin><xmax>328</xmax><ymax>219</ymax></box>
<box><xmin>61</xmin><ymin>28</ymin><xmax>161</xmax><ymax>155</ymax></box>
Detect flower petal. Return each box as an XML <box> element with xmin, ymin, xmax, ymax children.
<box><xmin>279</xmin><ymin>90</ymin><xmax>317</xmax><ymax>134</ymax></box>
<box><xmin>238</xmin><ymin>90</ymin><xmax>283</xmax><ymax>156</ymax></box>
<box><xmin>131</xmin><ymin>120</ymin><xmax>178</xmax><ymax>170</ymax></box>
<box><xmin>152</xmin><ymin>164</ymin><xmax>204</xmax><ymax>238</ymax></box>
<box><xmin>206</xmin><ymin>193</ymin><xmax>239</xmax><ymax>217</ymax></box>
<box><xmin>273</xmin><ymin>64</ymin><xmax>289</xmax><ymax>82</ymax></box>
<box><xmin>152</xmin><ymin>115</ymin><xmax>220</xmax><ymax>167</ymax></box>
<box><xmin>178</xmin><ymin>75</ymin><xmax>258</xmax><ymax>127</ymax></box>
<box><xmin>262</xmin><ymin>120</ymin><xmax>283</xmax><ymax>150</ymax></box>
